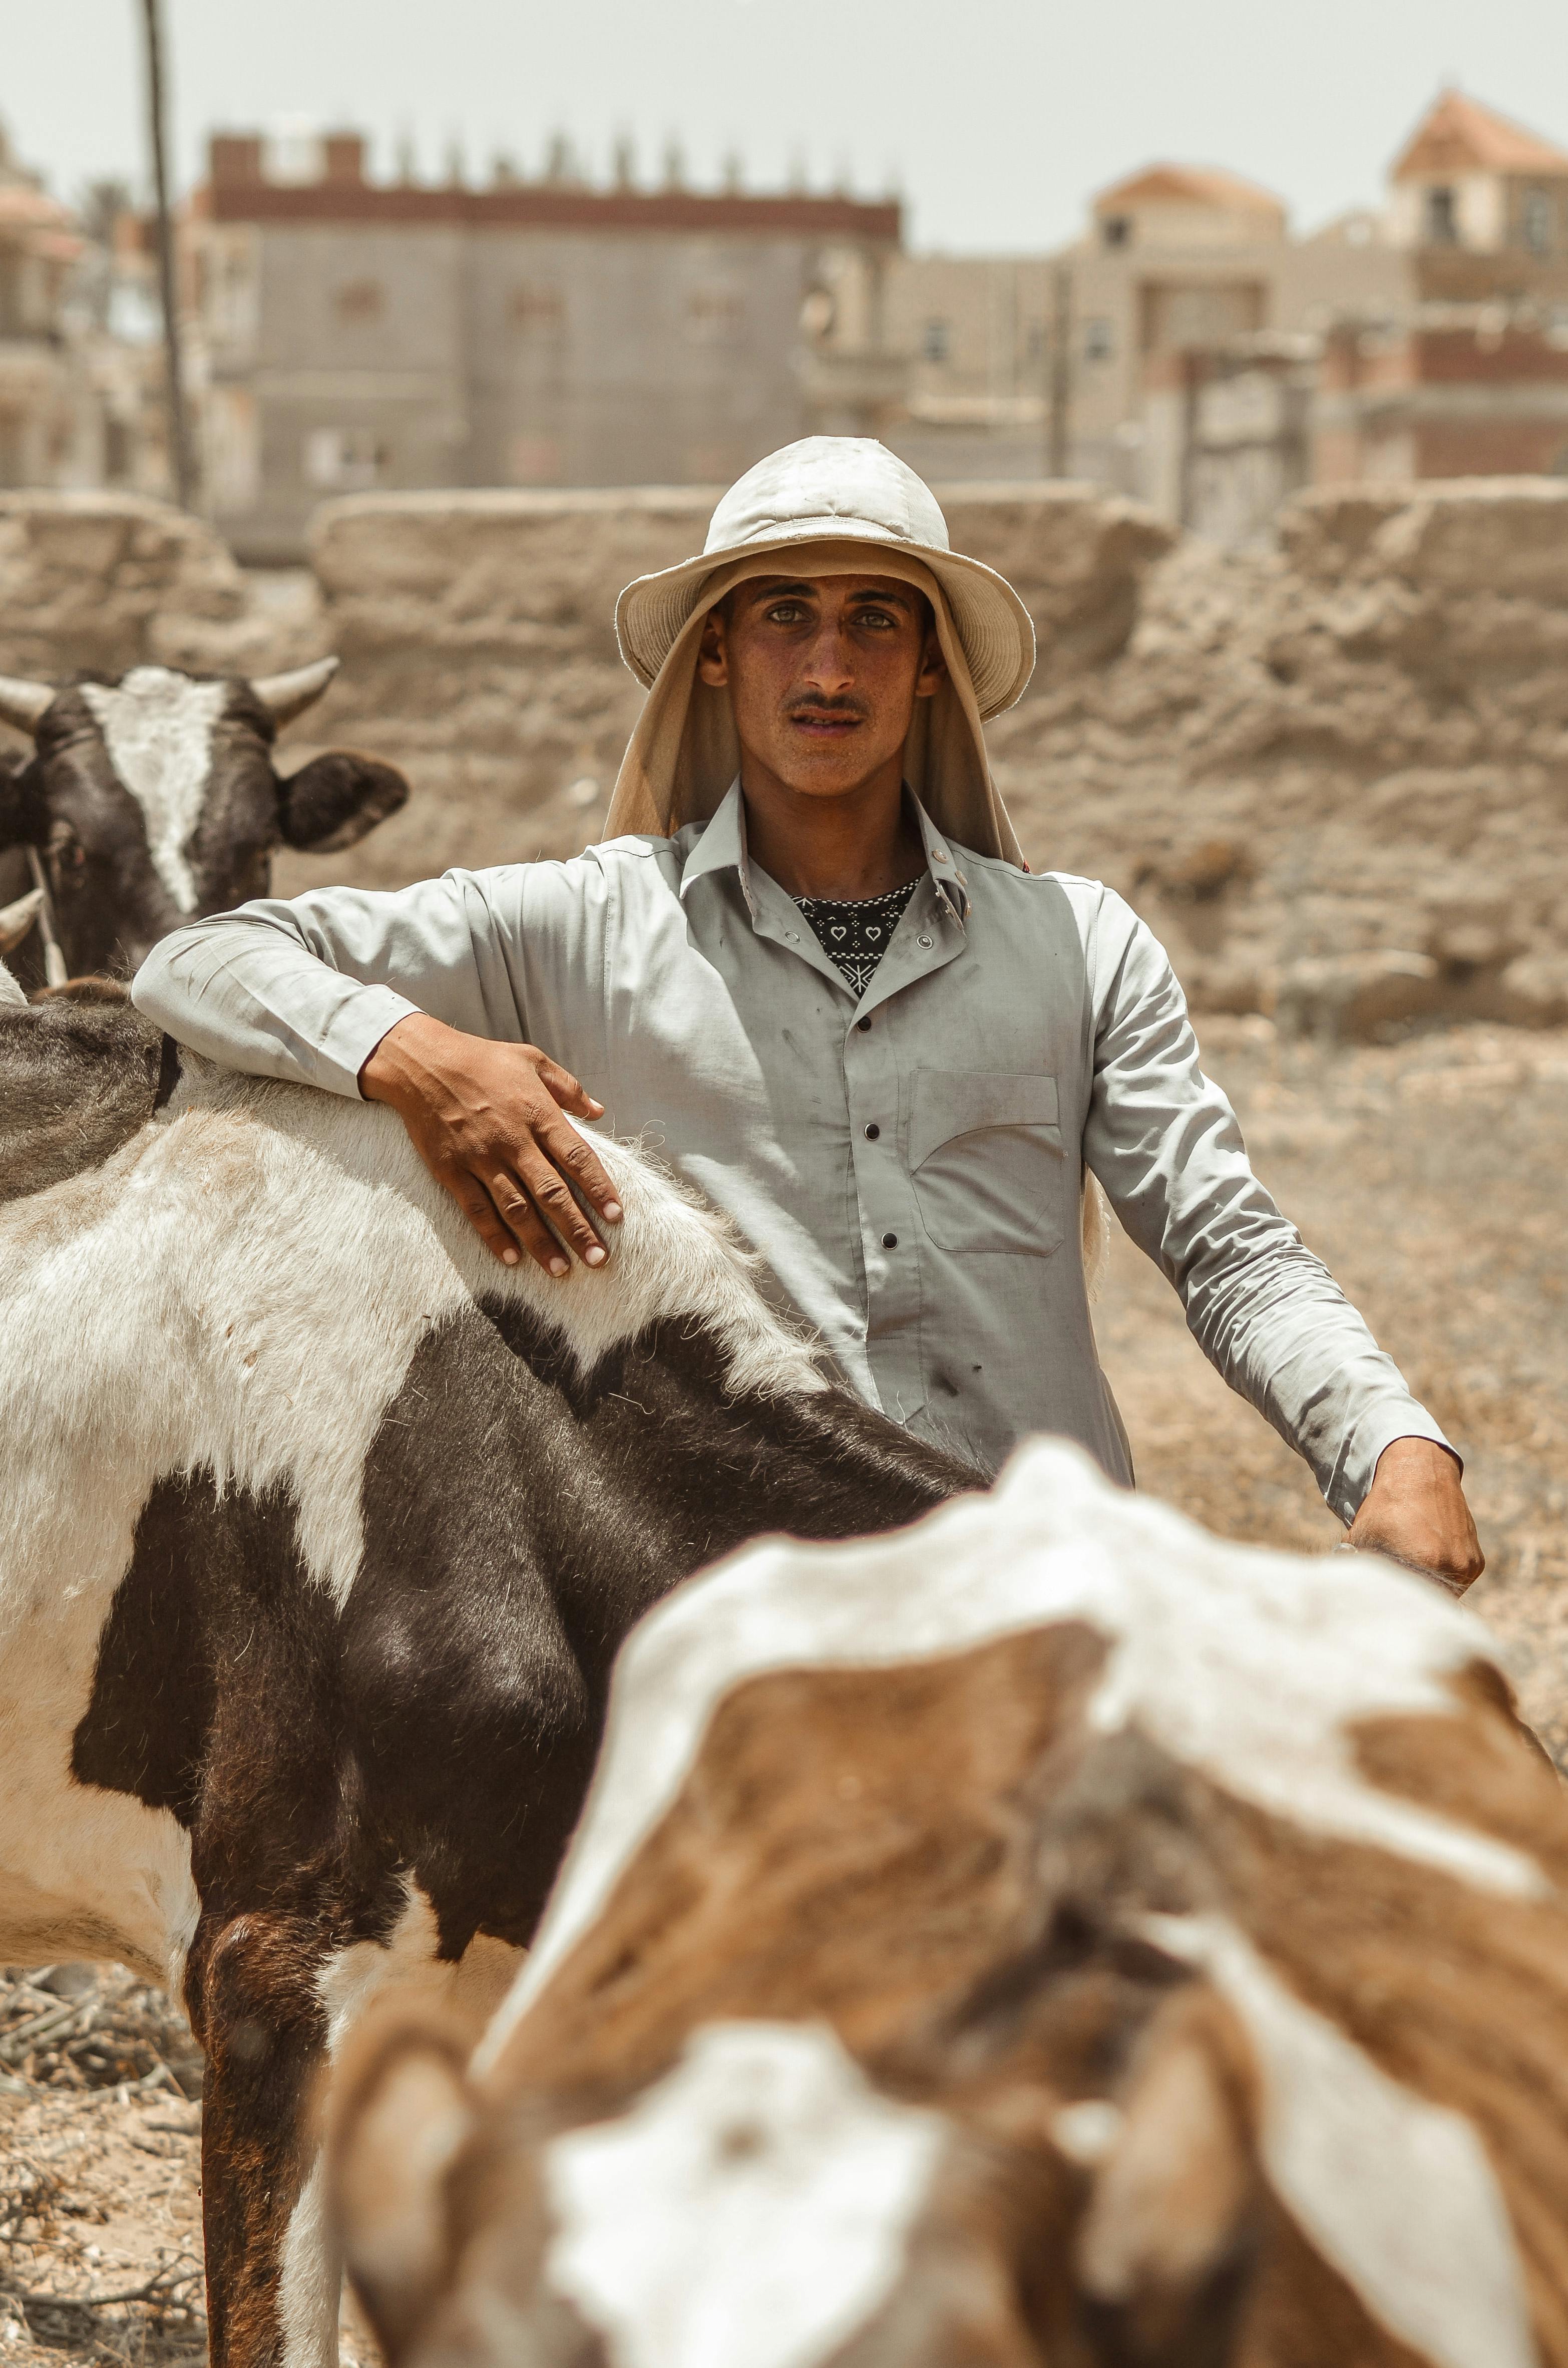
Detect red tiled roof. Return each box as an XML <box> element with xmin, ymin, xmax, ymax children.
<box><xmin>1391</xmin><ymin>89</ymin><xmax>1568</xmax><ymax>180</ymax></box>
<box><xmin>1092</xmin><ymin>162</ymin><xmax>1285</xmax><ymax>216</ymax></box>
<box><xmin>0</xmin><ymin>183</ymin><xmax>75</xmax><ymax>228</ymax></box>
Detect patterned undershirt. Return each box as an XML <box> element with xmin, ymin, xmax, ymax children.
<box><xmin>794</xmin><ymin>877</ymin><xmax>921</xmax><ymax>999</ymax></box>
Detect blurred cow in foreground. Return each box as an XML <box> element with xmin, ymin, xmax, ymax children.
<box><xmin>0</xmin><ymin>657</ymin><xmax>406</xmax><ymax>985</ymax></box>
<box><xmin>332</xmin><ymin>1441</ymin><xmax>1568</xmax><ymax>2368</ymax></box>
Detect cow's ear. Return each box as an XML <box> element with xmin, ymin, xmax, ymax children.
<box><xmin>0</xmin><ymin>750</ymin><xmax>43</xmax><ymax>849</ymax></box>
<box><xmin>329</xmin><ymin>2007</ymin><xmax>478</xmax><ymax>2362</ymax></box>
<box><xmin>278</xmin><ymin>750</ymin><xmax>409</xmax><ymax>853</ymax></box>
<box><xmin>1074</xmin><ymin>1985</ymin><xmax>1261</xmax><ymax>2361</ymax></box>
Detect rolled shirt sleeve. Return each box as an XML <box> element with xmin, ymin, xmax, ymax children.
<box><xmin>1080</xmin><ymin>889</ymin><xmax>1452</xmax><ymax>1524</ymax></box>
<box><xmin>132</xmin><ymin>872</ymin><xmax>533</xmax><ymax>1097</ymax></box>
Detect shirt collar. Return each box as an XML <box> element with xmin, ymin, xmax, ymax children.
<box><xmin>678</xmin><ymin>779</ymin><xmax>969</xmax><ymax>926</ymax></box>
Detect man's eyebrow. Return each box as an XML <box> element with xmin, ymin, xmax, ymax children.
<box><xmin>744</xmin><ymin>580</ymin><xmax>916</xmax><ymax>608</ymax></box>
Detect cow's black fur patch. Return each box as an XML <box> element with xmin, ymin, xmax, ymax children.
<box><xmin>0</xmin><ymin>992</ymin><xmax>170</xmax><ymax>1199</ymax></box>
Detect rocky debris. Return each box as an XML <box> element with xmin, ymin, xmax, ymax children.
<box><xmin>0</xmin><ymin>1968</ymin><xmax>207</xmax><ymax>2368</ymax></box>
<box><xmin>0</xmin><ymin>1967</ymin><xmax>202</xmax><ymax>2104</ymax></box>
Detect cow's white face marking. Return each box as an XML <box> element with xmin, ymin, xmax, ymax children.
<box><xmin>81</xmin><ymin>667</ymin><xmax>230</xmax><ymax>914</ymax></box>
<box><xmin>1145</xmin><ymin>1913</ymin><xmax>1534</xmax><ymax>2368</ymax></box>
<box><xmin>543</xmin><ymin>2021</ymin><xmax>944</xmax><ymax>2368</ymax></box>
<box><xmin>486</xmin><ymin>1439</ymin><xmax>1539</xmax><ymax>2058</ymax></box>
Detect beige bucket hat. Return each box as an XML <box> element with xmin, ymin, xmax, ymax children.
<box><xmin>603</xmin><ymin>438</ymin><xmax>1036</xmax><ymax>865</ymax></box>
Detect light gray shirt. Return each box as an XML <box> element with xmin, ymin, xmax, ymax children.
<box><xmin>132</xmin><ymin>785</ymin><xmax>1448</xmax><ymax>1518</ymax></box>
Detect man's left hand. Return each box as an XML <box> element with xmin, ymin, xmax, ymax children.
<box><xmin>1346</xmin><ymin>1436</ymin><xmax>1484</xmax><ymax>1596</ymax></box>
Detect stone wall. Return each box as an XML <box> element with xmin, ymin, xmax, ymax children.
<box><xmin>0</xmin><ymin>492</ymin><xmax>251</xmax><ymax>680</ymax></box>
<box><xmin>988</xmin><ymin>478</ymin><xmax>1568</xmax><ymax>1030</ymax></box>
<box><xmin>3</xmin><ymin>477</ymin><xmax>1566</xmax><ymax>1033</ymax></box>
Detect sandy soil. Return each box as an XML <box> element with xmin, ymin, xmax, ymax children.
<box><xmin>4</xmin><ymin>1013</ymin><xmax>1565</xmax><ymax>2362</ymax></box>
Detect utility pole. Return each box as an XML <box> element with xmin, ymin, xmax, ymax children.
<box><xmin>140</xmin><ymin>0</ymin><xmax>196</xmax><ymax>508</ymax></box>
<box><xmin>1046</xmin><ymin>261</ymin><xmax>1072</xmax><ymax>478</ymax></box>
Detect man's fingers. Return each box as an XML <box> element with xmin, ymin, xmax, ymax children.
<box><xmin>443</xmin><ymin>1170</ymin><xmax>533</xmax><ymax>1270</ymax></box>
<box><xmin>532</xmin><ymin>1109</ymin><xmax>623</xmax><ymax>1224</ymax></box>
<box><xmin>533</xmin><ymin>1055</ymin><xmax>605</xmax><ymax>1123</ymax></box>
<box><xmin>486</xmin><ymin>1170</ymin><xmax>573</xmax><ymax>1277</ymax></box>
<box><xmin>514</xmin><ymin>1145</ymin><xmax>609</xmax><ymax>1266</ymax></box>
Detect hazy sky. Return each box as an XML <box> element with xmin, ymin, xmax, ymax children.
<box><xmin>9</xmin><ymin>0</ymin><xmax>1567</xmax><ymax>252</ymax></box>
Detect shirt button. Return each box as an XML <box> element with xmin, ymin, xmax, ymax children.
<box><xmin>864</xmin><ymin>1122</ymin><xmax>880</xmax><ymax>1140</ymax></box>
<box><xmin>785</xmin><ymin>929</ymin><xmax>800</xmax><ymax>942</ymax></box>
<box><xmin>882</xmin><ymin>1231</ymin><xmax>898</xmax><ymax>1249</ymax></box>
<box><xmin>918</xmin><ymin>934</ymin><xmax>933</xmax><ymax>949</ymax></box>
<box><xmin>856</xmin><ymin>1016</ymin><xmax>872</xmax><ymax>1032</ymax></box>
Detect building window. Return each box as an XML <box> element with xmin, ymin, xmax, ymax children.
<box><xmin>1101</xmin><ymin>214</ymin><xmax>1131</xmax><ymax>249</ymax></box>
<box><xmin>1083</xmin><ymin>316</ymin><xmax>1115</xmax><ymax>363</ymax></box>
<box><xmin>333</xmin><ymin>280</ymin><xmax>384</xmax><ymax>325</ymax></box>
<box><xmin>1522</xmin><ymin>188</ymin><xmax>1553</xmax><ymax>256</ymax></box>
<box><xmin>508</xmin><ymin>433</ymin><xmax>563</xmax><ymax>484</ymax></box>
<box><xmin>1425</xmin><ymin>186</ymin><xmax>1458</xmax><ymax>245</ymax></box>
<box><xmin>685</xmin><ymin>286</ymin><xmax>745</xmax><ymax>347</ymax></box>
<box><xmin>922</xmin><ymin>317</ymin><xmax>950</xmax><ymax>363</ymax></box>
<box><xmin>303</xmin><ymin>427</ymin><xmax>385</xmax><ymax>491</ymax></box>
<box><xmin>510</xmin><ymin>283</ymin><xmax>565</xmax><ymax>339</ymax></box>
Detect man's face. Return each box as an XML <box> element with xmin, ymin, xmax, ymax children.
<box><xmin>696</xmin><ymin>574</ymin><xmax>947</xmax><ymax>802</ymax></box>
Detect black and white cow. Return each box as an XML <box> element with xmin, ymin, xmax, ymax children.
<box><xmin>0</xmin><ymin>658</ymin><xmax>407</xmax><ymax>987</ymax></box>
<box><xmin>0</xmin><ymin>959</ymin><xmax>973</xmax><ymax>2368</ymax></box>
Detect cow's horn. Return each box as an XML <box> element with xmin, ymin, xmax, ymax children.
<box><xmin>0</xmin><ymin>886</ymin><xmax>44</xmax><ymax>955</ymax></box>
<box><xmin>249</xmin><ymin>655</ymin><xmax>340</xmax><ymax>726</ymax></box>
<box><xmin>0</xmin><ymin>673</ymin><xmax>55</xmax><ymax>737</ymax></box>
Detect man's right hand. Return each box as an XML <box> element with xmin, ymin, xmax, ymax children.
<box><xmin>360</xmin><ymin>1012</ymin><xmax>622</xmax><ymax>1276</ymax></box>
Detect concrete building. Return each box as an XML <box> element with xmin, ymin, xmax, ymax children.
<box><xmin>893</xmin><ymin>164</ymin><xmax>1408</xmax><ymax>495</ymax></box>
<box><xmin>187</xmin><ymin>131</ymin><xmax>902</xmax><ymax>560</ymax></box>
<box><xmin>883</xmin><ymin>254</ymin><xmax>1054</xmax><ymax>483</ymax></box>
<box><xmin>1386</xmin><ymin>86</ymin><xmax>1568</xmax><ymax>261</ymax></box>
<box><xmin>1309</xmin><ymin>92</ymin><xmax>1568</xmax><ymax>487</ymax></box>
<box><xmin>1057</xmin><ymin>91</ymin><xmax>1568</xmax><ymax>539</ymax></box>
<box><xmin>0</xmin><ymin>124</ymin><xmax>102</xmax><ymax>489</ymax></box>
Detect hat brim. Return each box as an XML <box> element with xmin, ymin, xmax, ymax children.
<box><xmin>615</xmin><ymin>523</ymin><xmax>1036</xmax><ymax>722</ymax></box>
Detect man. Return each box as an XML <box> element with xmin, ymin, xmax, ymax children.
<box><xmin>134</xmin><ymin>437</ymin><xmax>1481</xmax><ymax>1590</ymax></box>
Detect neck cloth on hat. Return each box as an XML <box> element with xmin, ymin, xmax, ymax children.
<box><xmin>602</xmin><ymin>439</ymin><xmax>1035</xmax><ymax>865</ymax></box>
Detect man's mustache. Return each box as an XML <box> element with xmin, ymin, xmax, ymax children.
<box><xmin>787</xmin><ymin>696</ymin><xmax>869</xmax><ymax>722</ymax></box>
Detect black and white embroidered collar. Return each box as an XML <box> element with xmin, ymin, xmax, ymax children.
<box><xmin>793</xmin><ymin>878</ymin><xmax>921</xmax><ymax>998</ymax></box>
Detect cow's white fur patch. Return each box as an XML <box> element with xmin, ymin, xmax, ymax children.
<box><xmin>0</xmin><ymin>1062</ymin><xmax>820</xmax><ymax>1986</ymax></box>
<box><xmin>1144</xmin><ymin>1912</ymin><xmax>1534</xmax><ymax>2368</ymax></box>
<box><xmin>542</xmin><ymin>2021</ymin><xmax>944</xmax><ymax>2368</ymax></box>
<box><xmin>81</xmin><ymin>667</ymin><xmax>229</xmax><ymax>913</ymax></box>
<box><xmin>484</xmin><ymin>1439</ymin><xmax>1538</xmax><ymax>2060</ymax></box>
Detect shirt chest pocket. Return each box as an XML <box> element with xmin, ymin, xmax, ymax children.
<box><xmin>908</xmin><ymin>1070</ymin><xmax>1067</xmax><ymax>1257</ymax></box>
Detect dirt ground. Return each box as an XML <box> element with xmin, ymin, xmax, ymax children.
<box><xmin>3</xmin><ymin>1012</ymin><xmax>1565</xmax><ymax>2363</ymax></box>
